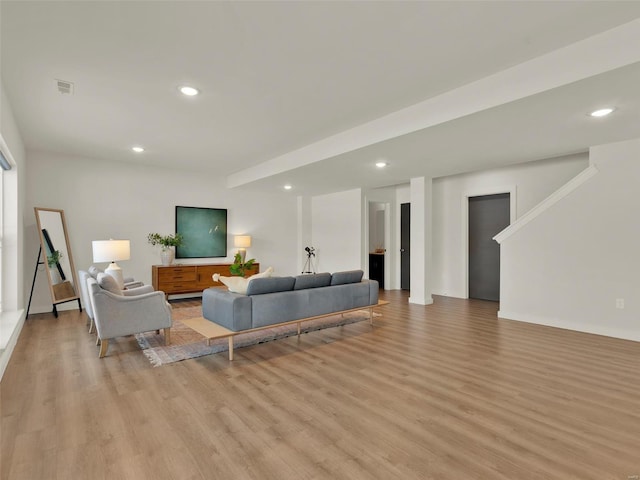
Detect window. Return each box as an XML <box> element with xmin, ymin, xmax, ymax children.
<box><xmin>0</xmin><ymin>168</ymin><xmax>3</xmax><ymax>312</ymax></box>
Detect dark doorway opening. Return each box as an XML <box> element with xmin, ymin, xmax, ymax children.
<box><xmin>468</xmin><ymin>193</ymin><xmax>510</xmax><ymax>302</ymax></box>
<box><xmin>400</xmin><ymin>203</ymin><xmax>410</xmax><ymax>291</ymax></box>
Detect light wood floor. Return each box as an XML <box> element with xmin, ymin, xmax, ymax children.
<box><xmin>1</xmin><ymin>291</ymin><xmax>639</xmax><ymax>480</ymax></box>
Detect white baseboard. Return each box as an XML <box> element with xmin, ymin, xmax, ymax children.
<box><xmin>408</xmin><ymin>295</ymin><xmax>433</xmax><ymax>305</ymax></box>
<box><xmin>0</xmin><ymin>309</ymin><xmax>26</xmax><ymax>382</ymax></box>
<box><xmin>29</xmin><ymin>301</ymin><xmax>80</xmax><ymax>315</ymax></box>
<box><xmin>431</xmin><ymin>290</ymin><xmax>467</xmax><ymax>299</ymax></box>
<box><xmin>498</xmin><ymin>310</ymin><xmax>640</xmax><ymax>342</ymax></box>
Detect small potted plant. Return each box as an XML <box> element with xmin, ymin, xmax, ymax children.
<box><xmin>47</xmin><ymin>249</ymin><xmax>62</xmax><ymax>268</ymax></box>
<box><xmin>46</xmin><ymin>250</ymin><xmax>63</xmax><ymax>283</ymax></box>
<box><xmin>147</xmin><ymin>233</ymin><xmax>184</xmax><ymax>266</ymax></box>
<box><xmin>229</xmin><ymin>252</ymin><xmax>256</xmax><ymax>277</ymax></box>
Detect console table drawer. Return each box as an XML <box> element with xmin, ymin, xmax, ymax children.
<box><xmin>158</xmin><ymin>270</ymin><xmax>196</xmax><ymax>281</ymax></box>
<box><xmin>161</xmin><ymin>281</ymin><xmax>197</xmax><ymax>293</ymax></box>
<box><xmin>152</xmin><ymin>263</ymin><xmax>259</xmax><ymax>299</ymax></box>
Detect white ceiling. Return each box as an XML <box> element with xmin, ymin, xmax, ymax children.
<box><xmin>2</xmin><ymin>1</ymin><xmax>640</xmax><ymax>195</ymax></box>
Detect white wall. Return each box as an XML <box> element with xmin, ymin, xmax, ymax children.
<box><xmin>499</xmin><ymin>138</ymin><xmax>640</xmax><ymax>341</ymax></box>
<box><xmin>431</xmin><ymin>153</ymin><xmax>588</xmax><ymax>298</ymax></box>
<box><xmin>368</xmin><ymin>203</ymin><xmax>385</xmax><ymax>252</ymax></box>
<box><xmin>409</xmin><ymin>176</ymin><xmax>433</xmax><ymax>305</ymax></box>
<box><xmin>311</xmin><ymin>188</ymin><xmax>362</xmax><ymax>274</ymax></box>
<box><xmin>387</xmin><ymin>155</ymin><xmax>587</xmax><ymax>300</ymax></box>
<box><xmin>25</xmin><ymin>151</ymin><xmax>299</xmax><ymax>313</ymax></box>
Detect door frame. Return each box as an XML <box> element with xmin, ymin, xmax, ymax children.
<box><xmin>364</xmin><ymin>200</ymin><xmax>392</xmax><ymax>290</ymax></box>
<box><xmin>462</xmin><ymin>186</ymin><xmax>517</xmax><ymax>299</ymax></box>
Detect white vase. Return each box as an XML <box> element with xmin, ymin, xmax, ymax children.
<box><xmin>160</xmin><ymin>247</ymin><xmax>175</xmax><ymax>266</ymax></box>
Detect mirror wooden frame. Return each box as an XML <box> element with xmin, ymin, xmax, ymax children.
<box><xmin>33</xmin><ymin>207</ymin><xmax>82</xmax><ymax>315</ymax></box>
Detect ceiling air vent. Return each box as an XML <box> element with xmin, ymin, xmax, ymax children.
<box><xmin>56</xmin><ymin>79</ymin><xmax>74</xmax><ymax>95</ymax></box>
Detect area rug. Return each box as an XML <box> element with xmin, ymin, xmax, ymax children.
<box><xmin>135</xmin><ymin>306</ymin><xmax>380</xmax><ymax>366</ymax></box>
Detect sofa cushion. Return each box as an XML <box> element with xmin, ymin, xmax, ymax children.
<box><xmin>246</xmin><ymin>276</ymin><xmax>295</xmax><ymax>296</ymax></box>
<box><xmin>330</xmin><ymin>270</ymin><xmax>364</xmax><ymax>286</ymax></box>
<box><xmin>97</xmin><ymin>273</ymin><xmax>122</xmax><ymax>295</ymax></box>
<box><xmin>294</xmin><ymin>272</ymin><xmax>332</xmax><ymax>290</ymax></box>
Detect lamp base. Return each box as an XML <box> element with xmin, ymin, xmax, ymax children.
<box><xmin>105</xmin><ymin>262</ymin><xmax>124</xmax><ymax>289</ymax></box>
<box><xmin>237</xmin><ymin>249</ymin><xmax>246</xmax><ymax>263</ymax></box>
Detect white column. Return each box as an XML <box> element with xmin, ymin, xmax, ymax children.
<box><xmin>409</xmin><ymin>176</ymin><xmax>433</xmax><ymax>305</ymax></box>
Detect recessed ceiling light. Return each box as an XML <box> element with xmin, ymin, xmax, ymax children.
<box><xmin>179</xmin><ymin>86</ymin><xmax>199</xmax><ymax>96</ymax></box>
<box><xmin>590</xmin><ymin>107</ymin><xmax>615</xmax><ymax>117</ymax></box>
<box><xmin>132</xmin><ymin>146</ymin><xmax>144</xmax><ymax>153</ymax></box>
<box><xmin>284</xmin><ymin>185</ymin><xmax>293</xmax><ymax>190</ymax></box>
<box><xmin>375</xmin><ymin>161</ymin><xmax>388</xmax><ymax>168</ymax></box>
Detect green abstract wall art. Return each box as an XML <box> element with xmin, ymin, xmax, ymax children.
<box><xmin>175</xmin><ymin>206</ymin><xmax>227</xmax><ymax>258</ymax></box>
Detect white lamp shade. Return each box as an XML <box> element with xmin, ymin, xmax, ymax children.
<box><xmin>234</xmin><ymin>235</ymin><xmax>252</xmax><ymax>248</ymax></box>
<box><xmin>92</xmin><ymin>240</ymin><xmax>131</xmax><ymax>263</ymax></box>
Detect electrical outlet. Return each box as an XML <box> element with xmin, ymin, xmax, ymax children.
<box><xmin>616</xmin><ymin>298</ymin><xmax>625</xmax><ymax>309</ymax></box>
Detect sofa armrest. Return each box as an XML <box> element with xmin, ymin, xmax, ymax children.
<box><xmin>202</xmin><ymin>288</ymin><xmax>252</xmax><ymax>332</ymax></box>
<box><xmin>366</xmin><ymin>279</ymin><xmax>379</xmax><ymax>305</ymax></box>
<box><xmin>122</xmin><ymin>285</ymin><xmax>154</xmax><ymax>295</ymax></box>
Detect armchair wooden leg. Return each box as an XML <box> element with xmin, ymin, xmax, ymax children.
<box><xmin>98</xmin><ymin>339</ymin><xmax>109</xmax><ymax>358</ymax></box>
<box><xmin>164</xmin><ymin>327</ymin><xmax>171</xmax><ymax>345</ymax></box>
<box><xmin>88</xmin><ymin>318</ymin><xmax>94</xmax><ymax>334</ymax></box>
<box><xmin>96</xmin><ymin>336</ymin><xmax>101</xmax><ymax>346</ymax></box>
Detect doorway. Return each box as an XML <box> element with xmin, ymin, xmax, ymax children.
<box><xmin>368</xmin><ymin>202</ymin><xmax>387</xmax><ymax>289</ymax></box>
<box><xmin>468</xmin><ymin>193</ymin><xmax>510</xmax><ymax>301</ymax></box>
<box><xmin>400</xmin><ymin>203</ymin><xmax>410</xmax><ymax>290</ymax></box>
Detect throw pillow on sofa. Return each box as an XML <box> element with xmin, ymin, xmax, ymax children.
<box><xmin>213</xmin><ymin>267</ymin><xmax>274</xmax><ymax>294</ymax></box>
<box><xmin>88</xmin><ymin>265</ymin><xmax>102</xmax><ymax>279</ymax></box>
<box><xmin>330</xmin><ymin>270</ymin><xmax>364</xmax><ymax>285</ymax></box>
<box><xmin>97</xmin><ymin>273</ymin><xmax>123</xmax><ymax>295</ymax></box>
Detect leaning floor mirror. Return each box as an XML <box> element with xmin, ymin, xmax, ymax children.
<box><xmin>32</xmin><ymin>207</ymin><xmax>82</xmax><ymax>316</ymax></box>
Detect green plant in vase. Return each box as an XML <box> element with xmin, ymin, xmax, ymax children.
<box><xmin>46</xmin><ymin>249</ymin><xmax>63</xmax><ymax>268</ymax></box>
<box><xmin>229</xmin><ymin>253</ymin><xmax>255</xmax><ymax>277</ymax></box>
<box><xmin>147</xmin><ymin>233</ymin><xmax>184</xmax><ymax>249</ymax></box>
<box><xmin>147</xmin><ymin>233</ymin><xmax>184</xmax><ymax>266</ymax></box>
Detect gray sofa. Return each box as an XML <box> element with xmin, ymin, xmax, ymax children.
<box><xmin>202</xmin><ymin>270</ymin><xmax>379</xmax><ymax>332</ymax></box>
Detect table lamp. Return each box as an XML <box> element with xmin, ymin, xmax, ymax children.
<box><xmin>92</xmin><ymin>239</ymin><xmax>130</xmax><ymax>289</ymax></box>
<box><xmin>234</xmin><ymin>235</ymin><xmax>251</xmax><ymax>262</ymax></box>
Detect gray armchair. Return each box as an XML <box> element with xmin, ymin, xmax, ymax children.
<box><xmin>78</xmin><ymin>269</ymin><xmax>151</xmax><ymax>334</ymax></box>
<box><xmin>87</xmin><ymin>276</ymin><xmax>172</xmax><ymax>358</ymax></box>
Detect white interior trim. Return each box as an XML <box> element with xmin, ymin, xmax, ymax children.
<box><xmin>383</xmin><ymin>202</ymin><xmax>391</xmax><ymax>290</ymax></box>
<box><xmin>498</xmin><ymin>309</ymin><xmax>640</xmax><ymax>342</ymax></box>
<box><xmin>0</xmin><ymin>309</ymin><xmax>25</xmax><ymax>381</ymax></box>
<box><xmin>228</xmin><ymin>19</ymin><xmax>640</xmax><ymax>189</ymax></box>
<box><xmin>494</xmin><ymin>165</ymin><xmax>598</xmax><ymax>244</ymax></box>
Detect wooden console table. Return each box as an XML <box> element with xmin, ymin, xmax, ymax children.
<box><xmin>152</xmin><ymin>263</ymin><xmax>260</xmax><ymax>299</ymax></box>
